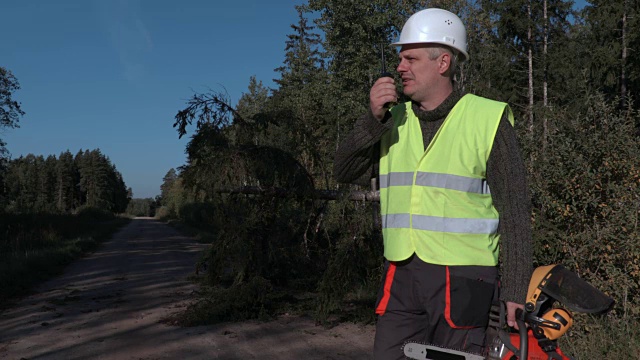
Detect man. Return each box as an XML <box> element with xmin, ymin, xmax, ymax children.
<box><xmin>333</xmin><ymin>8</ymin><xmax>533</xmax><ymax>359</ymax></box>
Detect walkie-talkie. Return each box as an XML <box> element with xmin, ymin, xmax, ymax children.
<box><xmin>380</xmin><ymin>46</ymin><xmax>397</xmax><ymax>109</ymax></box>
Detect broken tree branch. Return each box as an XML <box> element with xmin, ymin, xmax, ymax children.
<box><xmin>214</xmin><ymin>186</ymin><xmax>380</xmax><ymax>202</ymax></box>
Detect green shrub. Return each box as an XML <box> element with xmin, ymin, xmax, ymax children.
<box><xmin>526</xmin><ymin>93</ymin><xmax>640</xmax><ymax>321</ymax></box>
<box><xmin>75</xmin><ymin>205</ymin><xmax>114</xmax><ymax>221</ymax></box>
<box><xmin>315</xmin><ymin>197</ymin><xmax>383</xmax><ymax>324</ymax></box>
<box><xmin>517</xmin><ymin>91</ymin><xmax>640</xmax><ymax>358</ymax></box>
<box><xmin>155</xmin><ymin>206</ymin><xmax>171</xmax><ymax>220</ymax></box>
<box><xmin>175</xmin><ymin>276</ymin><xmax>273</xmax><ymax>326</ymax></box>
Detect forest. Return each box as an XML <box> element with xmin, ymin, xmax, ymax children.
<box><xmin>2</xmin><ymin>0</ymin><xmax>640</xmax><ymax>357</ymax></box>
<box><xmin>2</xmin><ymin>149</ymin><xmax>130</xmax><ymax>214</ymax></box>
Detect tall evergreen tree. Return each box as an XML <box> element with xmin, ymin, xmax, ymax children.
<box><xmin>77</xmin><ymin>149</ymin><xmax>125</xmax><ymax>211</ymax></box>
<box><xmin>304</xmin><ymin>0</ymin><xmax>408</xmax><ymax>132</ymax></box>
<box><xmin>478</xmin><ymin>0</ymin><xmax>573</xmax><ymax>107</ymax></box>
<box><xmin>3</xmin><ymin>156</ymin><xmax>31</xmax><ymax>212</ymax></box>
<box><xmin>274</xmin><ymin>7</ymin><xmax>325</xmax><ymax>89</ymax></box>
<box><xmin>159</xmin><ymin>168</ymin><xmax>178</xmax><ymax>206</ymax></box>
<box><xmin>272</xmin><ymin>6</ymin><xmax>331</xmax><ymax>186</ymax></box>
<box><xmin>55</xmin><ymin>150</ymin><xmax>79</xmax><ymax>212</ymax></box>
<box><xmin>0</xmin><ymin>67</ymin><xmax>25</xmax><ymax>156</ymax></box>
<box><xmin>35</xmin><ymin>155</ymin><xmax>57</xmax><ymax>212</ymax></box>
<box><xmin>22</xmin><ymin>155</ymin><xmax>40</xmax><ymax>211</ymax></box>
<box><xmin>583</xmin><ymin>0</ymin><xmax>640</xmax><ymax>106</ymax></box>
<box><xmin>237</xmin><ymin>76</ymin><xmax>270</xmax><ymax>121</ymax></box>
<box><xmin>110</xmin><ymin>168</ymin><xmax>130</xmax><ymax>213</ymax></box>
<box><xmin>233</xmin><ymin>76</ymin><xmax>271</xmax><ymax>146</ymax></box>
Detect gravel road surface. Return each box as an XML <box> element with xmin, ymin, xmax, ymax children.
<box><xmin>0</xmin><ymin>218</ymin><xmax>374</xmax><ymax>360</ymax></box>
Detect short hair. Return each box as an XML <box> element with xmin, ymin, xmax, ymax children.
<box><xmin>424</xmin><ymin>45</ymin><xmax>459</xmax><ymax>81</ymax></box>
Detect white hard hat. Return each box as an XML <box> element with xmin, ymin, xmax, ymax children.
<box><xmin>392</xmin><ymin>8</ymin><xmax>469</xmax><ymax>62</ymax></box>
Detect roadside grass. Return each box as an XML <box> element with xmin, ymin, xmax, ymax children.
<box><xmin>173</xmin><ymin>276</ymin><xmax>275</xmax><ymax>326</ymax></box>
<box><xmin>560</xmin><ymin>315</ymin><xmax>640</xmax><ymax>359</ymax></box>
<box><xmin>159</xmin><ymin>217</ymin><xmax>217</xmax><ymax>245</ymax></box>
<box><xmin>0</xmin><ymin>209</ymin><xmax>130</xmax><ymax>308</ymax></box>
<box><xmin>168</xmin><ymin>276</ymin><xmax>351</xmax><ymax>327</ymax></box>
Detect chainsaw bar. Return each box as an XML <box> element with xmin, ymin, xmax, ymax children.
<box><xmin>403</xmin><ymin>342</ymin><xmax>485</xmax><ymax>360</ymax></box>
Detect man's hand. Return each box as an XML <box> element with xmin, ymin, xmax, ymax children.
<box><xmin>370</xmin><ymin>76</ymin><xmax>397</xmax><ymax>121</ymax></box>
<box><xmin>506</xmin><ymin>301</ymin><xmax>525</xmax><ymax>329</ymax></box>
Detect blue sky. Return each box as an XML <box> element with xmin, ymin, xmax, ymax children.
<box><xmin>1</xmin><ymin>0</ymin><xmax>306</xmax><ymax>198</ymax></box>
<box><xmin>2</xmin><ymin>0</ymin><xmax>588</xmax><ymax>199</ymax></box>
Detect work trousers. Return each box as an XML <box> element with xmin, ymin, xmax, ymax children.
<box><xmin>373</xmin><ymin>254</ymin><xmax>498</xmax><ymax>360</ymax></box>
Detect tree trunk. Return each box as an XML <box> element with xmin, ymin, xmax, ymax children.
<box><xmin>543</xmin><ymin>0</ymin><xmax>549</xmax><ymax>153</ymax></box>
<box><xmin>543</xmin><ymin>0</ymin><xmax>548</xmax><ymax>109</ymax></box>
<box><xmin>620</xmin><ymin>0</ymin><xmax>628</xmax><ymax>107</ymax></box>
<box><xmin>528</xmin><ymin>0</ymin><xmax>534</xmax><ymax>137</ymax></box>
<box><xmin>57</xmin><ymin>175</ymin><xmax>64</xmax><ymax>211</ymax></box>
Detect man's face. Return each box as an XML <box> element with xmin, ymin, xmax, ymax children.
<box><xmin>396</xmin><ymin>44</ymin><xmax>442</xmax><ymax>103</ymax></box>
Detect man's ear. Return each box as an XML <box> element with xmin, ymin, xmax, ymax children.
<box><xmin>439</xmin><ymin>52</ymin><xmax>451</xmax><ymax>75</ymax></box>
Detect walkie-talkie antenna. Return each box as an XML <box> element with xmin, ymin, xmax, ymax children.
<box><xmin>380</xmin><ymin>42</ymin><xmax>396</xmax><ymax>108</ymax></box>
<box><xmin>381</xmin><ymin>42</ymin><xmax>391</xmax><ymax>77</ymax></box>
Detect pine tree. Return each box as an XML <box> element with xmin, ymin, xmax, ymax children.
<box><xmin>0</xmin><ymin>67</ymin><xmax>25</xmax><ymax>156</ymax></box>
<box><xmin>271</xmin><ymin>6</ymin><xmax>331</xmax><ymax>186</ymax></box>
<box><xmin>36</xmin><ymin>155</ymin><xmax>57</xmax><ymax>212</ymax></box>
<box><xmin>583</xmin><ymin>0</ymin><xmax>640</xmax><ymax>106</ymax></box>
<box><xmin>304</xmin><ymin>0</ymin><xmax>410</xmax><ymax>133</ymax></box>
<box><xmin>159</xmin><ymin>168</ymin><xmax>178</xmax><ymax>206</ymax></box>
<box><xmin>76</xmin><ymin>149</ymin><xmax>126</xmax><ymax>211</ymax></box>
<box><xmin>55</xmin><ymin>151</ymin><xmax>79</xmax><ymax>212</ymax></box>
<box><xmin>233</xmin><ymin>76</ymin><xmax>271</xmax><ymax>146</ymax></box>
<box><xmin>22</xmin><ymin>155</ymin><xmax>40</xmax><ymax>212</ymax></box>
<box><xmin>3</xmin><ymin>156</ymin><xmax>29</xmax><ymax>212</ymax></box>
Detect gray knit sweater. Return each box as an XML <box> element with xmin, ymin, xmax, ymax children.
<box><xmin>333</xmin><ymin>91</ymin><xmax>533</xmax><ymax>303</ymax></box>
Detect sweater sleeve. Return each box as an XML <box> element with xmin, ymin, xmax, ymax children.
<box><xmin>333</xmin><ymin>110</ymin><xmax>393</xmax><ymax>186</ymax></box>
<box><xmin>487</xmin><ymin>114</ymin><xmax>533</xmax><ymax>304</ymax></box>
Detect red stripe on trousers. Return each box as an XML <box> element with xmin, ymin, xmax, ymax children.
<box><xmin>445</xmin><ymin>266</ymin><xmax>474</xmax><ymax>329</ymax></box>
<box><xmin>375</xmin><ymin>262</ymin><xmax>397</xmax><ymax>315</ymax></box>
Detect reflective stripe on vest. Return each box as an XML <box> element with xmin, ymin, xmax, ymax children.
<box><xmin>379</xmin><ymin>94</ymin><xmax>514</xmax><ymax>265</ymax></box>
<box><xmin>381</xmin><ymin>213</ymin><xmax>499</xmax><ymax>234</ymax></box>
<box><xmin>379</xmin><ymin>172</ymin><xmax>491</xmax><ymax>194</ymax></box>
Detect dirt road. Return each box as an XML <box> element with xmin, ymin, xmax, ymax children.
<box><xmin>0</xmin><ymin>218</ymin><xmax>375</xmax><ymax>359</ymax></box>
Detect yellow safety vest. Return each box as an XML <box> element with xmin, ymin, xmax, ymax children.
<box><xmin>379</xmin><ymin>94</ymin><xmax>514</xmax><ymax>265</ymax></box>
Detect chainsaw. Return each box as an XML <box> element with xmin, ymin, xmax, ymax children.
<box><xmin>403</xmin><ymin>264</ymin><xmax>614</xmax><ymax>360</ymax></box>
